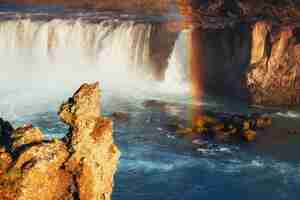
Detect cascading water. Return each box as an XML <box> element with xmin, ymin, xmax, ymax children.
<box><xmin>0</xmin><ymin>19</ymin><xmax>155</xmax><ymax>85</ymax></box>
<box><xmin>164</xmin><ymin>30</ymin><xmax>190</xmax><ymax>91</ymax></box>
<box><xmin>0</xmin><ymin>18</ymin><xmax>189</xmax><ymax>119</ymax></box>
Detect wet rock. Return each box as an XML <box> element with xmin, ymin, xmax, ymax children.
<box><xmin>243</xmin><ymin>120</ymin><xmax>251</xmax><ymax>130</ymax></box>
<box><xmin>243</xmin><ymin>130</ymin><xmax>257</xmax><ymax>142</ymax></box>
<box><xmin>111</xmin><ymin>112</ymin><xmax>129</xmax><ymax>121</ymax></box>
<box><xmin>288</xmin><ymin>130</ymin><xmax>300</xmax><ymax>135</ymax></box>
<box><xmin>11</xmin><ymin>124</ymin><xmax>44</xmax><ymax>152</ymax></box>
<box><xmin>174</xmin><ymin>112</ymin><xmax>272</xmax><ymax>144</ymax></box>
<box><xmin>254</xmin><ymin>116</ymin><xmax>272</xmax><ymax>129</ymax></box>
<box><xmin>176</xmin><ymin>127</ymin><xmax>194</xmax><ymax>135</ymax></box>
<box><xmin>143</xmin><ymin>100</ymin><xmax>169</xmax><ymax>109</ymax></box>
<box><xmin>193</xmin><ymin>115</ymin><xmax>218</xmax><ymax>129</ymax></box>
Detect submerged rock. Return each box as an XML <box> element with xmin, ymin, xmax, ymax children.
<box><xmin>0</xmin><ymin>82</ymin><xmax>120</xmax><ymax>200</ymax></box>
<box><xmin>143</xmin><ymin>100</ymin><xmax>169</xmax><ymax>109</ymax></box>
<box><xmin>111</xmin><ymin>112</ymin><xmax>130</xmax><ymax>121</ymax></box>
<box><xmin>171</xmin><ymin>112</ymin><xmax>272</xmax><ymax>144</ymax></box>
<box><xmin>176</xmin><ymin>127</ymin><xmax>194</xmax><ymax>135</ymax></box>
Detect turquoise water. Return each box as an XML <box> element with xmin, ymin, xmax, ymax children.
<box><xmin>8</xmin><ymin>85</ymin><xmax>300</xmax><ymax>200</ymax></box>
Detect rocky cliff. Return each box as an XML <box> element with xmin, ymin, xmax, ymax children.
<box><xmin>0</xmin><ymin>82</ymin><xmax>120</xmax><ymax>200</ymax></box>
<box><xmin>188</xmin><ymin>20</ymin><xmax>300</xmax><ymax>106</ymax></box>
<box><xmin>247</xmin><ymin>22</ymin><xmax>300</xmax><ymax>105</ymax></box>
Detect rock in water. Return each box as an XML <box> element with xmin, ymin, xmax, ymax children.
<box><xmin>59</xmin><ymin>82</ymin><xmax>121</xmax><ymax>200</ymax></box>
<box><xmin>59</xmin><ymin>82</ymin><xmax>101</xmax><ymax>126</ymax></box>
<box><xmin>11</xmin><ymin>125</ymin><xmax>44</xmax><ymax>152</ymax></box>
<box><xmin>111</xmin><ymin>112</ymin><xmax>130</xmax><ymax>121</ymax></box>
<box><xmin>0</xmin><ymin>82</ymin><xmax>120</xmax><ymax>200</ymax></box>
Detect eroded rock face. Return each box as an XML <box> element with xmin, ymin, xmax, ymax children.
<box><xmin>0</xmin><ymin>82</ymin><xmax>120</xmax><ymax>200</ymax></box>
<box><xmin>247</xmin><ymin>21</ymin><xmax>300</xmax><ymax>105</ymax></box>
<box><xmin>59</xmin><ymin>82</ymin><xmax>120</xmax><ymax>200</ymax></box>
<box><xmin>59</xmin><ymin>83</ymin><xmax>101</xmax><ymax>126</ymax></box>
<box><xmin>188</xmin><ymin>20</ymin><xmax>300</xmax><ymax>106</ymax></box>
<box><xmin>11</xmin><ymin>125</ymin><xmax>44</xmax><ymax>151</ymax></box>
<box><xmin>15</xmin><ymin>141</ymin><xmax>71</xmax><ymax>200</ymax></box>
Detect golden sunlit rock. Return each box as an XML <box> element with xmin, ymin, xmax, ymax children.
<box><xmin>0</xmin><ymin>82</ymin><xmax>120</xmax><ymax>200</ymax></box>
<box><xmin>243</xmin><ymin>130</ymin><xmax>257</xmax><ymax>142</ymax></box>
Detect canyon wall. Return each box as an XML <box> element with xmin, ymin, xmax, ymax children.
<box><xmin>247</xmin><ymin>22</ymin><xmax>300</xmax><ymax>105</ymax></box>
<box><xmin>190</xmin><ymin>21</ymin><xmax>300</xmax><ymax>106</ymax></box>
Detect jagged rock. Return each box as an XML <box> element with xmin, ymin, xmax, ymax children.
<box><xmin>59</xmin><ymin>82</ymin><xmax>120</xmax><ymax>200</ymax></box>
<box><xmin>59</xmin><ymin>82</ymin><xmax>101</xmax><ymax>126</ymax></box>
<box><xmin>247</xmin><ymin>21</ymin><xmax>300</xmax><ymax>105</ymax></box>
<box><xmin>14</xmin><ymin>141</ymin><xmax>71</xmax><ymax>200</ymax></box>
<box><xmin>0</xmin><ymin>137</ymin><xmax>71</xmax><ymax>200</ymax></box>
<box><xmin>11</xmin><ymin>125</ymin><xmax>44</xmax><ymax>151</ymax></box>
<box><xmin>0</xmin><ymin>82</ymin><xmax>120</xmax><ymax>200</ymax></box>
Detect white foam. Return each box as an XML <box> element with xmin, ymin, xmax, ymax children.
<box><xmin>0</xmin><ymin>18</ymin><xmax>191</xmax><ymax>120</ymax></box>
<box><xmin>275</xmin><ymin>111</ymin><xmax>300</xmax><ymax>118</ymax></box>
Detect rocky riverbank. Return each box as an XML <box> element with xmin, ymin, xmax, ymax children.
<box><xmin>0</xmin><ymin>82</ymin><xmax>120</xmax><ymax>200</ymax></box>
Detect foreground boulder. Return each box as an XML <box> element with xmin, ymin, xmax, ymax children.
<box><xmin>59</xmin><ymin>82</ymin><xmax>120</xmax><ymax>200</ymax></box>
<box><xmin>0</xmin><ymin>82</ymin><xmax>120</xmax><ymax>200</ymax></box>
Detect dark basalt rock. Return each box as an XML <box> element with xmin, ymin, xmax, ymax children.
<box><xmin>173</xmin><ymin>112</ymin><xmax>272</xmax><ymax>143</ymax></box>
<box><xmin>0</xmin><ymin>118</ymin><xmax>13</xmax><ymax>151</ymax></box>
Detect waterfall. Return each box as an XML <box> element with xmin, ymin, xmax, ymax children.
<box><xmin>0</xmin><ymin>19</ymin><xmax>156</xmax><ymax>88</ymax></box>
<box><xmin>0</xmin><ymin>18</ymin><xmax>189</xmax><ymax>119</ymax></box>
<box><xmin>163</xmin><ymin>30</ymin><xmax>190</xmax><ymax>92</ymax></box>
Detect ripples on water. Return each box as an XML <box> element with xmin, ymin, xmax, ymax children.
<box><xmin>7</xmin><ymin>86</ymin><xmax>300</xmax><ymax>200</ymax></box>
